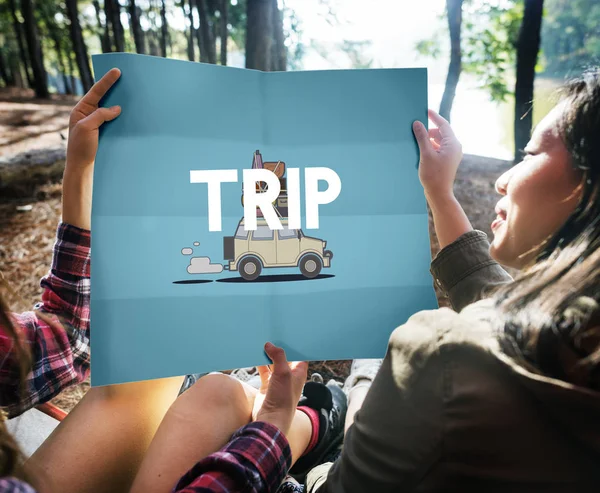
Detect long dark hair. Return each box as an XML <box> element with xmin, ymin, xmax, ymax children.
<box><xmin>495</xmin><ymin>69</ymin><xmax>600</xmax><ymax>389</ymax></box>
<box><xmin>0</xmin><ymin>286</ymin><xmax>30</xmax><ymax>477</ymax></box>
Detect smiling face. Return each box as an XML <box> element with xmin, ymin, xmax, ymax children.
<box><xmin>490</xmin><ymin>102</ymin><xmax>584</xmax><ymax>269</ymax></box>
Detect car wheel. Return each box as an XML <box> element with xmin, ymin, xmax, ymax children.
<box><xmin>300</xmin><ymin>254</ymin><xmax>322</xmax><ymax>279</ymax></box>
<box><xmin>239</xmin><ymin>257</ymin><xmax>262</xmax><ymax>281</ymax></box>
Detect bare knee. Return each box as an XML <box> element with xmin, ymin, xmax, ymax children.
<box><xmin>187</xmin><ymin>373</ymin><xmax>250</xmax><ymax>412</ymax></box>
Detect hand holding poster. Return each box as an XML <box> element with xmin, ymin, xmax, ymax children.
<box><xmin>91</xmin><ymin>54</ymin><xmax>437</xmax><ymax>386</ymax></box>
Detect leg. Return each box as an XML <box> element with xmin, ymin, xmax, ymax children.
<box><xmin>342</xmin><ymin>359</ymin><xmax>383</xmax><ymax>433</ymax></box>
<box><xmin>130</xmin><ymin>373</ymin><xmax>257</xmax><ymax>493</ymax></box>
<box><xmin>344</xmin><ymin>385</ymin><xmax>369</xmax><ymax>433</ymax></box>
<box><xmin>131</xmin><ymin>373</ymin><xmax>313</xmax><ymax>493</ymax></box>
<box><xmin>25</xmin><ymin>376</ymin><xmax>184</xmax><ymax>493</ymax></box>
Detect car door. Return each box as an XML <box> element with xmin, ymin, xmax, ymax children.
<box><xmin>276</xmin><ymin>225</ymin><xmax>300</xmax><ymax>265</ymax></box>
<box><xmin>250</xmin><ymin>224</ymin><xmax>277</xmax><ymax>266</ymax></box>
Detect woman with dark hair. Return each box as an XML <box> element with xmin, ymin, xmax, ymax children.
<box><xmin>301</xmin><ymin>69</ymin><xmax>600</xmax><ymax>492</ymax></box>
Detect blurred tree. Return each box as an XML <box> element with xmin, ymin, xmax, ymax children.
<box><xmin>339</xmin><ymin>40</ymin><xmax>373</xmax><ymax>69</ymax></box>
<box><xmin>128</xmin><ymin>0</ymin><xmax>146</xmax><ymax>54</ymax></box>
<box><xmin>0</xmin><ymin>47</ymin><xmax>15</xmax><ymax>87</ymax></box>
<box><xmin>181</xmin><ymin>0</ymin><xmax>195</xmax><ymax>61</ymax></box>
<box><xmin>514</xmin><ymin>0</ymin><xmax>544</xmax><ymax>162</ymax></box>
<box><xmin>439</xmin><ymin>0</ymin><xmax>463</xmax><ymax>122</ymax></box>
<box><xmin>66</xmin><ymin>0</ymin><xmax>94</xmax><ymax>92</ymax></box>
<box><xmin>105</xmin><ymin>0</ymin><xmax>125</xmax><ymax>52</ymax></box>
<box><xmin>246</xmin><ymin>0</ymin><xmax>272</xmax><ymax>70</ymax></box>
<box><xmin>220</xmin><ymin>0</ymin><xmax>228</xmax><ymax>65</ymax></box>
<box><xmin>197</xmin><ymin>0</ymin><xmax>217</xmax><ymax>63</ymax></box>
<box><xmin>542</xmin><ymin>0</ymin><xmax>600</xmax><ymax>77</ymax></box>
<box><xmin>93</xmin><ymin>0</ymin><xmax>112</xmax><ymax>53</ymax></box>
<box><xmin>417</xmin><ymin>1</ymin><xmax>522</xmax><ymax>103</ymax></box>
<box><xmin>8</xmin><ymin>0</ymin><xmax>33</xmax><ymax>87</ymax></box>
<box><xmin>0</xmin><ymin>6</ymin><xmax>19</xmax><ymax>86</ymax></box>
<box><xmin>40</xmin><ymin>0</ymin><xmax>72</xmax><ymax>94</ymax></box>
<box><xmin>20</xmin><ymin>0</ymin><xmax>49</xmax><ymax>98</ymax></box>
<box><xmin>67</xmin><ymin>47</ymin><xmax>77</xmax><ymax>94</ymax></box>
<box><xmin>160</xmin><ymin>0</ymin><xmax>169</xmax><ymax>56</ymax></box>
<box><xmin>271</xmin><ymin>0</ymin><xmax>285</xmax><ymax>71</ymax></box>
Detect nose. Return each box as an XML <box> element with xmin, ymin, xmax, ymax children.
<box><xmin>495</xmin><ymin>168</ymin><xmax>512</xmax><ymax>196</ymax></box>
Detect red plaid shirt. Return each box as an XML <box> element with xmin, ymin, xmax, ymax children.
<box><xmin>0</xmin><ymin>223</ymin><xmax>91</xmax><ymax>418</ymax></box>
<box><xmin>174</xmin><ymin>422</ymin><xmax>292</xmax><ymax>493</ymax></box>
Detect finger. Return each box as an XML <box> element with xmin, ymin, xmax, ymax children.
<box><xmin>79</xmin><ymin>106</ymin><xmax>121</xmax><ymax>131</ymax></box>
<box><xmin>428</xmin><ymin>109</ymin><xmax>456</xmax><ymax>139</ymax></box>
<box><xmin>256</xmin><ymin>365</ymin><xmax>271</xmax><ymax>386</ymax></box>
<box><xmin>264</xmin><ymin>342</ymin><xmax>289</xmax><ymax>373</ymax></box>
<box><xmin>412</xmin><ymin>121</ymin><xmax>433</xmax><ymax>157</ymax></box>
<box><xmin>291</xmin><ymin>361</ymin><xmax>309</xmax><ymax>379</ymax></box>
<box><xmin>430</xmin><ymin>138</ymin><xmax>441</xmax><ymax>151</ymax></box>
<box><xmin>77</xmin><ymin>68</ymin><xmax>121</xmax><ymax>110</ymax></box>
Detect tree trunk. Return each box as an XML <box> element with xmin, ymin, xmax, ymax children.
<box><xmin>106</xmin><ymin>0</ymin><xmax>126</xmax><ymax>52</ymax></box>
<box><xmin>8</xmin><ymin>0</ymin><xmax>34</xmax><ymax>87</ymax></box>
<box><xmin>514</xmin><ymin>0</ymin><xmax>544</xmax><ymax>162</ymax></box>
<box><xmin>271</xmin><ymin>0</ymin><xmax>286</xmax><ymax>71</ymax></box>
<box><xmin>128</xmin><ymin>0</ymin><xmax>146</xmax><ymax>54</ymax></box>
<box><xmin>439</xmin><ymin>0</ymin><xmax>463</xmax><ymax>122</ymax></box>
<box><xmin>220</xmin><ymin>0</ymin><xmax>228</xmax><ymax>65</ymax></box>
<box><xmin>0</xmin><ymin>48</ymin><xmax>15</xmax><ymax>87</ymax></box>
<box><xmin>65</xmin><ymin>0</ymin><xmax>94</xmax><ymax>92</ymax></box>
<box><xmin>10</xmin><ymin>56</ymin><xmax>25</xmax><ymax>88</ymax></box>
<box><xmin>160</xmin><ymin>0</ymin><xmax>169</xmax><ymax>57</ymax></box>
<box><xmin>93</xmin><ymin>0</ymin><xmax>112</xmax><ymax>53</ymax></box>
<box><xmin>21</xmin><ymin>0</ymin><xmax>49</xmax><ymax>98</ymax></box>
<box><xmin>180</xmin><ymin>0</ymin><xmax>195</xmax><ymax>61</ymax></box>
<box><xmin>190</xmin><ymin>0</ymin><xmax>204</xmax><ymax>60</ymax></box>
<box><xmin>56</xmin><ymin>42</ymin><xmax>72</xmax><ymax>95</ymax></box>
<box><xmin>42</xmin><ymin>10</ymin><xmax>72</xmax><ymax>95</ymax></box>
<box><xmin>246</xmin><ymin>0</ymin><xmax>272</xmax><ymax>70</ymax></box>
<box><xmin>67</xmin><ymin>51</ymin><xmax>77</xmax><ymax>95</ymax></box>
<box><xmin>197</xmin><ymin>0</ymin><xmax>217</xmax><ymax>63</ymax></box>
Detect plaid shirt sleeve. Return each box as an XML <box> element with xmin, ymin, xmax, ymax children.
<box><xmin>0</xmin><ymin>478</ymin><xmax>36</xmax><ymax>493</ymax></box>
<box><xmin>174</xmin><ymin>422</ymin><xmax>292</xmax><ymax>493</ymax></box>
<box><xmin>0</xmin><ymin>223</ymin><xmax>90</xmax><ymax>418</ymax></box>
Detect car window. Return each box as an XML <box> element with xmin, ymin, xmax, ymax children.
<box><xmin>235</xmin><ymin>224</ymin><xmax>248</xmax><ymax>239</ymax></box>
<box><xmin>252</xmin><ymin>225</ymin><xmax>274</xmax><ymax>240</ymax></box>
<box><xmin>278</xmin><ymin>227</ymin><xmax>297</xmax><ymax>240</ymax></box>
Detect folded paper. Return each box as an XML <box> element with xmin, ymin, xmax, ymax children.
<box><xmin>91</xmin><ymin>53</ymin><xmax>436</xmax><ymax>385</ymax></box>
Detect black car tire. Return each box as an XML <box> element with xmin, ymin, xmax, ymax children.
<box><xmin>239</xmin><ymin>257</ymin><xmax>262</xmax><ymax>281</ymax></box>
<box><xmin>300</xmin><ymin>254</ymin><xmax>322</xmax><ymax>279</ymax></box>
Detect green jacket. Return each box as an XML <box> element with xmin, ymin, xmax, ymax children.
<box><xmin>306</xmin><ymin>231</ymin><xmax>600</xmax><ymax>492</ymax></box>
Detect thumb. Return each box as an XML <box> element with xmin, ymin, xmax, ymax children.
<box><xmin>264</xmin><ymin>342</ymin><xmax>289</xmax><ymax>375</ymax></box>
<box><xmin>412</xmin><ymin>120</ymin><xmax>432</xmax><ymax>158</ymax></box>
<box><xmin>80</xmin><ymin>106</ymin><xmax>121</xmax><ymax>131</ymax></box>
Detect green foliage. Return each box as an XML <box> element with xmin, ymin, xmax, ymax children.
<box><xmin>462</xmin><ymin>1</ymin><xmax>522</xmax><ymax>101</ymax></box>
<box><xmin>339</xmin><ymin>40</ymin><xmax>373</xmax><ymax>69</ymax></box>
<box><xmin>415</xmin><ymin>39</ymin><xmax>442</xmax><ymax>59</ymax></box>
<box><xmin>541</xmin><ymin>0</ymin><xmax>600</xmax><ymax>78</ymax></box>
<box><xmin>227</xmin><ymin>0</ymin><xmax>247</xmax><ymax>50</ymax></box>
<box><xmin>416</xmin><ymin>0</ymin><xmax>522</xmax><ymax>102</ymax></box>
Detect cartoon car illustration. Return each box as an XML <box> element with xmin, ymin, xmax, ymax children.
<box><xmin>223</xmin><ymin>218</ymin><xmax>333</xmax><ymax>281</ymax></box>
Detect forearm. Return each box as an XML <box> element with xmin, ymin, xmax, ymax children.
<box><xmin>426</xmin><ymin>192</ymin><xmax>473</xmax><ymax>250</ymax></box>
<box><xmin>174</xmin><ymin>422</ymin><xmax>292</xmax><ymax>493</ymax></box>
<box><xmin>61</xmin><ymin>166</ymin><xmax>93</xmax><ymax>231</ymax></box>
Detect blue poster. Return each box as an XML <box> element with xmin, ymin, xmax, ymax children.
<box><xmin>90</xmin><ymin>53</ymin><xmax>436</xmax><ymax>386</ymax></box>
